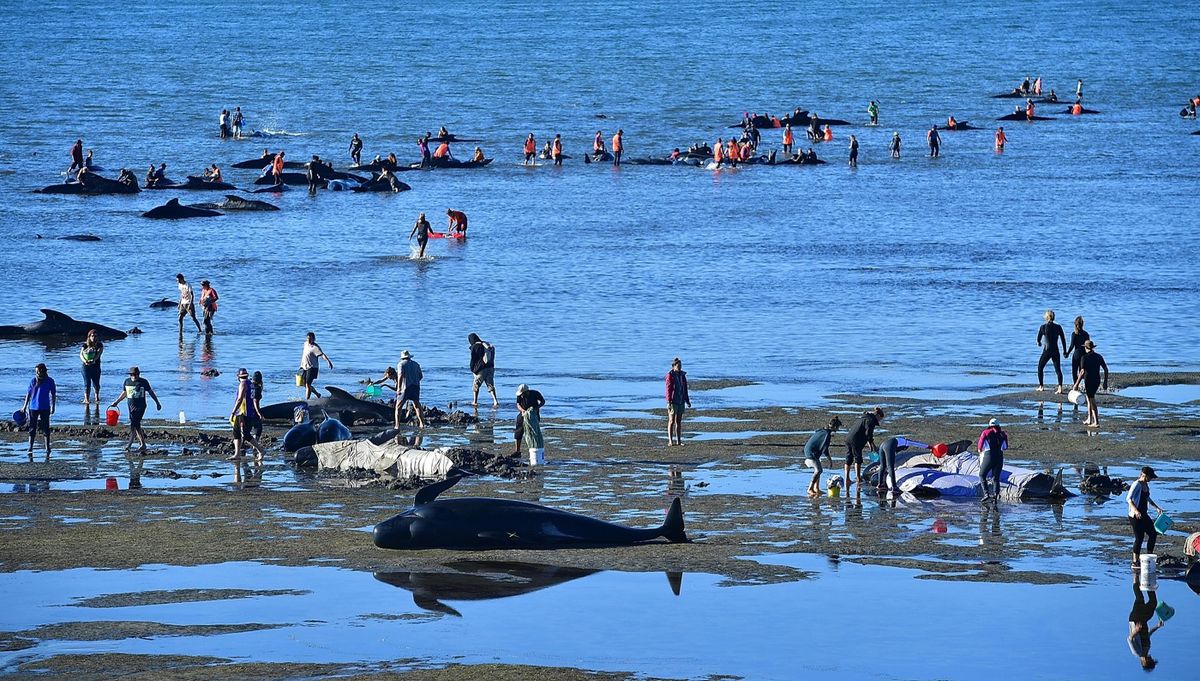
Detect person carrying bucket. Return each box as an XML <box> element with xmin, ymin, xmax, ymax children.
<box><xmin>1127</xmin><ymin>466</ymin><xmax>1164</xmax><ymax>570</ymax></box>
<box><xmin>109</xmin><ymin>366</ymin><xmax>161</xmax><ymax>454</ymax></box>
<box><xmin>20</xmin><ymin>363</ymin><xmax>56</xmax><ymax>460</ymax></box>
<box><xmin>977</xmin><ymin>418</ymin><xmax>1008</xmax><ymax>504</ymax></box>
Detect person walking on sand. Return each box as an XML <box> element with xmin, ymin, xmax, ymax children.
<box><xmin>665</xmin><ymin>357</ymin><xmax>691</xmax><ymax>446</ymax></box>
<box><xmin>109</xmin><ymin>366</ymin><xmax>161</xmax><ymax>453</ymax></box>
<box><xmin>976</xmin><ymin>418</ymin><xmax>1008</xmax><ymax>503</ymax></box>
<box><xmin>410</xmin><ymin>212</ymin><xmax>432</xmax><ymax>258</ymax></box>
<box><xmin>229</xmin><ymin>368</ymin><xmax>266</xmax><ymax>461</ymax></box>
<box><xmin>199</xmin><ymin>280</ymin><xmax>218</xmax><ymax>335</ymax></box>
<box><xmin>1070</xmin><ymin>339</ymin><xmax>1109</xmax><ymax>427</ymax></box>
<box><xmin>176</xmin><ymin>274</ymin><xmax>202</xmax><ymax>333</ymax></box>
<box><xmin>396</xmin><ymin>350</ymin><xmax>425</xmax><ymax>428</ymax></box>
<box><xmin>21</xmin><ymin>363</ymin><xmax>56</xmax><ymax>459</ymax></box>
<box><xmin>1126</xmin><ymin>466</ymin><xmax>1163</xmax><ymax>570</ymax></box>
<box><xmin>804</xmin><ymin>416</ymin><xmax>841</xmax><ymax>496</ymax></box>
<box><xmin>299</xmin><ymin>332</ymin><xmax>334</xmax><ymax>400</ymax></box>
<box><xmin>516</xmin><ymin>383</ymin><xmax>546</xmax><ymax>458</ymax></box>
<box><xmin>844</xmin><ymin>407</ymin><xmax>883</xmax><ymax>490</ymax></box>
<box><xmin>79</xmin><ymin>329</ymin><xmax>104</xmax><ymax>405</ymax></box>
<box><xmin>468</xmin><ymin>333</ymin><xmax>499</xmax><ymax>408</ymax></box>
<box><xmin>1036</xmin><ymin>309</ymin><xmax>1068</xmax><ymax>393</ymax></box>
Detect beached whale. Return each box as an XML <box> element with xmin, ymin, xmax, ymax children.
<box><xmin>865</xmin><ymin>450</ymin><xmax>1074</xmax><ymax>500</ymax></box>
<box><xmin>35</xmin><ymin>174</ymin><xmax>139</xmax><ymax>195</ymax></box>
<box><xmin>990</xmin><ymin>92</ymin><xmax>1061</xmax><ymax>103</ymax></box>
<box><xmin>259</xmin><ymin>386</ymin><xmax>394</xmax><ymax>425</ymax></box>
<box><xmin>352</xmin><ymin>177</ymin><xmax>411</xmax><ymax>192</ymax></box>
<box><xmin>408</xmin><ymin>157</ymin><xmax>493</xmax><ymax>170</ymax></box>
<box><xmin>374</xmin><ymin>562</ymin><xmax>602</xmax><ymax>616</ymax></box>
<box><xmin>189</xmin><ymin>195</ymin><xmax>279</xmax><ymax>211</ymax></box>
<box><xmin>317</xmin><ymin>411</ymin><xmax>351</xmax><ymax>443</ymax></box>
<box><xmin>731</xmin><ymin>111</ymin><xmax>852</xmax><ymax>129</ymax></box>
<box><xmin>938</xmin><ymin>121</ymin><xmax>979</xmax><ymax>131</ymax></box>
<box><xmin>230</xmin><ymin>157</ymin><xmax>304</xmax><ymax>170</ymax></box>
<box><xmin>1062</xmin><ymin>107</ymin><xmax>1101</xmax><ymax>115</ymax></box>
<box><xmin>142</xmin><ymin>198</ymin><xmax>222</xmax><ymax>219</ymax></box>
<box><xmin>253</xmin><ymin>172</ymin><xmax>322</xmax><ymax>187</ymax></box>
<box><xmin>250</xmin><ymin>184</ymin><xmax>290</xmax><ymax>193</ymax></box>
<box><xmin>145</xmin><ymin>176</ymin><xmax>238</xmax><ymax>191</ymax></box>
<box><xmin>372</xmin><ymin>475</ymin><xmax>688</xmax><ymax>550</ymax></box>
<box><xmin>0</xmin><ymin>309</ymin><xmax>128</xmax><ymax>340</ymax></box>
<box><xmin>582</xmin><ymin>151</ymin><xmax>614</xmax><ymax>164</ymax></box>
<box><xmin>997</xmin><ymin>113</ymin><xmax>1055</xmax><ymax>121</ymax></box>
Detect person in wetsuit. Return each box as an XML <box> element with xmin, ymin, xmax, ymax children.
<box><xmin>875</xmin><ymin>435</ymin><xmax>918</xmax><ymax>494</ymax></box>
<box><xmin>890</xmin><ymin>132</ymin><xmax>901</xmax><ymax>159</ymax></box>
<box><xmin>927</xmin><ymin>125</ymin><xmax>940</xmax><ymax>157</ymax></box>
<box><xmin>1070</xmin><ymin>340</ymin><xmax>1109</xmax><ymax>427</ymax></box>
<box><xmin>1065</xmin><ymin>315</ymin><xmax>1090</xmax><ymax>387</ymax></box>
<box><xmin>803</xmin><ymin>416</ymin><xmax>841</xmax><ymax>496</ymax></box>
<box><xmin>976</xmin><ymin>418</ymin><xmax>1008</xmax><ymax>503</ymax></box>
<box><xmin>349</xmin><ymin>133</ymin><xmax>363</xmax><ymax>165</ymax></box>
<box><xmin>848</xmin><ymin>135</ymin><xmax>858</xmax><ymax>167</ymax></box>
<box><xmin>68</xmin><ymin>139</ymin><xmax>85</xmax><ymax>175</ymax></box>
<box><xmin>1036</xmin><ymin>309</ymin><xmax>1068</xmax><ymax>393</ymax></box>
<box><xmin>410</xmin><ymin>212</ymin><xmax>432</xmax><ymax>258</ymax></box>
<box><xmin>844</xmin><ymin>407</ymin><xmax>884</xmax><ymax>491</ymax></box>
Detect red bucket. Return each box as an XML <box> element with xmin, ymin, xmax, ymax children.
<box><xmin>105</xmin><ymin>408</ymin><xmax>119</xmax><ymax>426</ymax></box>
<box><xmin>105</xmin><ymin>477</ymin><xmax>118</xmax><ymax>491</ymax></box>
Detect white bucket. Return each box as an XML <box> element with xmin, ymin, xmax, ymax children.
<box><xmin>528</xmin><ymin>448</ymin><xmax>545</xmax><ymax>466</ymax></box>
<box><xmin>1139</xmin><ymin>553</ymin><xmax>1158</xmax><ymax>590</ymax></box>
<box><xmin>1066</xmin><ymin>389</ymin><xmax>1085</xmax><ymax>406</ymax></box>
<box><xmin>178</xmin><ymin>410</ymin><xmax>187</xmax><ymax>424</ymax></box>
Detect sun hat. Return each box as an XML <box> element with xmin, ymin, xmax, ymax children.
<box><xmin>516</xmin><ymin>384</ymin><xmax>529</xmax><ymax>396</ymax></box>
<box><xmin>400</xmin><ymin>350</ymin><xmax>412</xmax><ymax>360</ymax></box>
<box><xmin>1141</xmin><ymin>466</ymin><xmax>1157</xmax><ymax>480</ymax></box>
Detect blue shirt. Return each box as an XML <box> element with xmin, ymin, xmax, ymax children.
<box><xmin>27</xmin><ymin>377</ymin><xmax>56</xmax><ymax>411</ymax></box>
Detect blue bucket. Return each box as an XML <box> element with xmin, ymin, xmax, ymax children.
<box><xmin>1154</xmin><ymin>513</ymin><xmax>1174</xmax><ymax>535</ymax></box>
<box><xmin>12</xmin><ymin>411</ymin><xmax>26</xmax><ymax>427</ymax></box>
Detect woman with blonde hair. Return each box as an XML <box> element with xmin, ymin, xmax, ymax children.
<box><xmin>1036</xmin><ymin>309</ymin><xmax>1067</xmax><ymax>393</ymax></box>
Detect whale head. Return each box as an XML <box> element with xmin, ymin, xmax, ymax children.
<box><xmin>373</xmin><ymin>511</ymin><xmax>424</xmax><ymax>549</ymax></box>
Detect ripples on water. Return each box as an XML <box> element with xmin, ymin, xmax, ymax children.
<box><xmin>0</xmin><ymin>1</ymin><xmax>1196</xmax><ymax>420</ymax></box>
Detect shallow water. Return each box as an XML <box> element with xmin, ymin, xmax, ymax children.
<box><xmin>1</xmin><ymin>555</ymin><xmax>1196</xmax><ymax>680</ymax></box>
<box><xmin>1</xmin><ymin>1</ymin><xmax>1198</xmax><ymax>425</ymax></box>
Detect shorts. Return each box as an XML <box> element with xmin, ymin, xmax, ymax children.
<box><xmin>514</xmin><ymin>412</ymin><xmax>525</xmax><ymax>440</ymax></box>
<box><xmin>473</xmin><ymin>367</ymin><xmax>495</xmax><ymax>392</ymax></box>
<box><xmin>845</xmin><ymin>441</ymin><xmax>865</xmax><ymax>466</ymax></box>
<box><xmin>28</xmin><ymin>409</ymin><xmax>50</xmax><ymax>436</ymax></box>
<box><xmin>1085</xmin><ymin>380</ymin><xmax>1100</xmax><ymax>399</ymax></box>
<box><xmin>234</xmin><ymin>414</ymin><xmax>259</xmax><ymax>440</ymax></box>
<box><xmin>129</xmin><ymin>403</ymin><xmax>146</xmax><ymax>429</ymax></box>
<box><xmin>668</xmin><ymin>401</ymin><xmax>686</xmax><ymax>416</ymax></box>
<box><xmin>178</xmin><ymin>302</ymin><xmax>194</xmax><ymax>314</ymax></box>
<box><xmin>302</xmin><ymin>367</ymin><xmax>319</xmax><ymax>385</ymax></box>
<box><xmin>400</xmin><ymin>385</ymin><xmax>421</xmax><ymax>405</ymax></box>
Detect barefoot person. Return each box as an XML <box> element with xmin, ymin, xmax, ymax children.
<box><xmin>1126</xmin><ymin>466</ymin><xmax>1163</xmax><ymax>570</ymax></box>
<box><xmin>467</xmin><ymin>333</ymin><xmax>499</xmax><ymax>407</ymax></box>
<box><xmin>199</xmin><ymin>280</ymin><xmax>219</xmax><ymax>335</ymax></box>
<box><xmin>410</xmin><ymin>212</ymin><xmax>432</xmax><ymax>258</ymax></box>
<box><xmin>1036</xmin><ymin>309</ymin><xmax>1067</xmax><ymax>393</ymax></box>
<box><xmin>803</xmin><ymin>416</ymin><xmax>841</xmax><ymax>496</ymax></box>
<box><xmin>665</xmin><ymin>357</ymin><xmax>691</xmax><ymax>446</ymax></box>
<box><xmin>176</xmin><ymin>274</ymin><xmax>202</xmax><ymax>333</ymax></box>
<box><xmin>1070</xmin><ymin>339</ymin><xmax>1109</xmax><ymax>427</ymax></box>
<box><xmin>976</xmin><ymin>418</ymin><xmax>1008</xmax><ymax>503</ymax></box>
<box><xmin>299</xmin><ymin>332</ymin><xmax>334</xmax><ymax>400</ymax></box>
<box><xmin>516</xmin><ymin>383</ymin><xmax>546</xmax><ymax>460</ymax></box>
<box><xmin>21</xmin><ymin>364</ymin><xmax>56</xmax><ymax>459</ymax></box>
<box><xmin>396</xmin><ymin>350</ymin><xmax>425</xmax><ymax>429</ymax></box>
<box><xmin>79</xmin><ymin>329</ymin><xmax>104</xmax><ymax>404</ymax></box>
<box><xmin>844</xmin><ymin>407</ymin><xmax>883</xmax><ymax>490</ymax></box>
<box><xmin>109</xmin><ymin>366</ymin><xmax>161</xmax><ymax>453</ymax></box>
<box><xmin>229</xmin><ymin>368</ymin><xmax>266</xmax><ymax>461</ymax></box>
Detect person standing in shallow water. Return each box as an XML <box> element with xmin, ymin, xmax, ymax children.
<box><xmin>803</xmin><ymin>416</ymin><xmax>841</xmax><ymax>496</ymax></box>
<box><xmin>994</xmin><ymin>126</ymin><xmax>1007</xmax><ymax>151</ymax></box>
<box><xmin>976</xmin><ymin>418</ymin><xmax>1007</xmax><ymax>503</ymax></box>
<box><xmin>889</xmin><ymin>132</ymin><xmax>901</xmax><ymax>158</ymax></box>
<box><xmin>229</xmin><ymin>368</ymin><xmax>266</xmax><ymax>461</ymax></box>
<box><xmin>1070</xmin><ymin>339</ymin><xmax>1109</xmax><ymax>427</ymax></box>
<box><xmin>299</xmin><ymin>332</ymin><xmax>334</xmax><ymax>400</ymax></box>
<box><xmin>844</xmin><ymin>407</ymin><xmax>883</xmax><ymax>490</ymax></box>
<box><xmin>109</xmin><ymin>366</ymin><xmax>161</xmax><ymax>453</ymax></box>
<box><xmin>176</xmin><ymin>274</ymin><xmax>202</xmax><ymax>333</ymax></box>
<box><xmin>79</xmin><ymin>329</ymin><xmax>104</xmax><ymax>405</ymax></box>
<box><xmin>349</xmin><ymin>133</ymin><xmax>363</xmax><ymax>166</ymax></box>
<box><xmin>467</xmin><ymin>333</ymin><xmax>499</xmax><ymax>408</ymax></box>
<box><xmin>410</xmin><ymin>212</ymin><xmax>432</xmax><ymax>258</ymax></box>
<box><xmin>927</xmin><ymin>124</ymin><xmax>940</xmax><ymax>157</ymax></box>
<box><xmin>611</xmin><ymin>129</ymin><xmax>623</xmax><ymax>166</ymax></box>
<box><xmin>199</xmin><ymin>280</ymin><xmax>218</xmax><ymax>335</ymax></box>
<box><xmin>1126</xmin><ymin>466</ymin><xmax>1163</xmax><ymax>570</ymax></box>
<box><xmin>396</xmin><ymin>350</ymin><xmax>425</xmax><ymax>429</ymax></box>
<box><xmin>665</xmin><ymin>358</ymin><xmax>691</xmax><ymax>446</ymax></box>
<box><xmin>1036</xmin><ymin>309</ymin><xmax>1068</xmax><ymax>393</ymax></box>
<box><xmin>516</xmin><ymin>383</ymin><xmax>546</xmax><ymax>456</ymax></box>
<box><xmin>21</xmin><ymin>363</ymin><xmax>56</xmax><ymax>459</ymax></box>
<box><xmin>848</xmin><ymin>134</ymin><xmax>859</xmax><ymax>167</ymax></box>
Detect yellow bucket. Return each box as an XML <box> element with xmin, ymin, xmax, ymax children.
<box><xmin>295</xmin><ymin>372</ymin><xmax>304</xmax><ymax>387</ymax></box>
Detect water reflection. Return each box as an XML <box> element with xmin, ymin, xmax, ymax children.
<box><xmin>373</xmin><ymin>561</ymin><xmax>680</xmax><ymax>617</ymax></box>
<box><xmin>232</xmin><ymin>460</ymin><xmax>263</xmax><ymax>488</ymax></box>
<box><xmin>125</xmin><ymin>452</ymin><xmax>144</xmax><ymax>489</ymax></box>
<box><xmin>1127</xmin><ymin>577</ymin><xmax>1163</xmax><ymax>671</ymax></box>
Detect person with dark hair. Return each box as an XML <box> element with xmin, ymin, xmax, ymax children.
<box><xmin>251</xmin><ymin>371</ymin><xmax>264</xmax><ymax>441</ymax></box>
<box><xmin>79</xmin><ymin>329</ymin><xmax>104</xmax><ymax>405</ymax></box>
<box><xmin>468</xmin><ymin>333</ymin><xmax>498</xmax><ymax>407</ymax></box>
<box><xmin>804</xmin><ymin>416</ymin><xmax>841</xmax><ymax>496</ymax></box>
<box><xmin>21</xmin><ymin>364</ymin><xmax>56</xmax><ymax>458</ymax></box>
<box><xmin>176</xmin><ymin>274</ymin><xmax>202</xmax><ymax>333</ymax></box>
<box><xmin>1065</xmin><ymin>315</ymin><xmax>1090</xmax><ymax>386</ymax></box>
<box><xmin>976</xmin><ymin>418</ymin><xmax>1008</xmax><ymax>503</ymax></box>
<box><xmin>349</xmin><ymin>133</ymin><xmax>363</xmax><ymax>165</ymax></box>
<box><xmin>396</xmin><ymin>350</ymin><xmax>425</xmax><ymax>429</ymax></box>
<box><xmin>229</xmin><ymin>368</ymin><xmax>266</xmax><ymax>461</ymax></box>
<box><xmin>109</xmin><ymin>366</ymin><xmax>161</xmax><ymax>453</ymax></box>
<box><xmin>516</xmin><ymin>383</ymin><xmax>546</xmax><ymax>460</ymax></box>
<box><xmin>199</xmin><ymin>280</ymin><xmax>218</xmax><ymax>335</ymax></box>
<box><xmin>1036</xmin><ymin>309</ymin><xmax>1067</xmax><ymax>393</ymax></box>
<box><xmin>299</xmin><ymin>332</ymin><xmax>333</xmax><ymax>400</ymax></box>
<box><xmin>1070</xmin><ymin>339</ymin><xmax>1109</xmax><ymax>427</ymax></box>
<box><xmin>367</xmin><ymin>366</ymin><xmax>399</xmax><ymax>394</ymax></box>
<box><xmin>1126</xmin><ymin>466</ymin><xmax>1163</xmax><ymax>569</ymax></box>
<box><xmin>665</xmin><ymin>358</ymin><xmax>691</xmax><ymax>446</ymax></box>
<box><xmin>844</xmin><ymin>407</ymin><xmax>884</xmax><ymax>490</ymax></box>
<box><xmin>410</xmin><ymin>212</ymin><xmax>431</xmax><ymax>259</ymax></box>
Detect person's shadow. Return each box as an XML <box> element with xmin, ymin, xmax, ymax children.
<box><xmin>1128</xmin><ymin>576</ymin><xmax>1163</xmax><ymax>671</ymax></box>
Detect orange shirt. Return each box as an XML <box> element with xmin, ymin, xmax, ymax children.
<box><xmin>823</xmin><ymin>127</ymin><xmax>833</xmax><ymax>141</ymax></box>
<box><xmin>552</xmin><ymin>139</ymin><xmax>561</xmax><ymax>157</ymax></box>
<box><xmin>448</xmin><ymin>210</ymin><xmax>467</xmax><ymax>230</ymax></box>
<box><xmin>713</xmin><ymin>143</ymin><xmax>723</xmax><ymax>162</ymax></box>
<box><xmin>612</xmin><ymin>133</ymin><xmax>622</xmax><ymax>152</ymax></box>
<box><xmin>1071</xmin><ymin>104</ymin><xmax>1082</xmax><ymax>115</ymax></box>
<box><xmin>740</xmin><ymin>144</ymin><xmax>753</xmax><ymax>161</ymax></box>
<box><xmin>524</xmin><ymin>138</ymin><xmax>535</xmax><ymax>154</ymax></box>
<box><xmin>434</xmin><ymin>143</ymin><xmax>449</xmax><ymax>158</ymax></box>
<box><xmin>995</xmin><ymin>130</ymin><xmax>1007</xmax><ymax>146</ymax></box>
<box><xmin>783</xmin><ymin>128</ymin><xmax>793</xmax><ymax>145</ymax></box>
<box><xmin>272</xmin><ymin>154</ymin><xmax>284</xmax><ymax>174</ymax></box>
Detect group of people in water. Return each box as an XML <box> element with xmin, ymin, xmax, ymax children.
<box><xmin>218</xmin><ymin>107</ymin><xmax>245</xmax><ymax>140</ymax></box>
<box><xmin>1035</xmin><ymin>309</ymin><xmax>1109</xmax><ymax>427</ymax></box>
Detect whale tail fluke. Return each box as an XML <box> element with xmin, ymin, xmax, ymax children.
<box><xmin>661</xmin><ymin>497</ymin><xmax>687</xmax><ymax>543</ymax></box>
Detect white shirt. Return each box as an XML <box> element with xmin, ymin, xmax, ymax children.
<box><xmin>178</xmin><ymin>281</ymin><xmax>194</xmax><ymax>305</ymax></box>
<box><xmin>300</xmin><ymin>342</ymin><xmax>323</xmax><ymax>370</ymax></box>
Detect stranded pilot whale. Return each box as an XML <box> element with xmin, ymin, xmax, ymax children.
<box><xmin>142</xmin><ymin>198</ymin><xmax>222</xmax><ymax>219</ymax></box>
<box><xmin>0</xmin><ymin>309</ymin><xmax>127</xmax><ymax>340</ymax></box>
<box><xmin>259</xmin><ymin>386</ymin><xmax>394</xmax><ymax>424</ymax></box>
<box><xmin>372</xmin><ymin>476</ymin><xmax>688</xmax><ymax>550</ymax></box>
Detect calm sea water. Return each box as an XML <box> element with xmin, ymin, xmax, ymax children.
<box><xmin>1</xmin><ymin>1</ymin><xmax>1197</xmax><ymax>422</ymax></box>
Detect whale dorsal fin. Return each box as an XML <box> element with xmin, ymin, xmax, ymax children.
<box><xmin>323</xmin><ymin>386</ymin><xmax>355</xmax><ymax>401</ymax></box>
<box><xmin>166</xmin><ymin>198</ymin><xmax>181</xmax><ymax>206</ymax></box>
<box><xmin>224</xmin><ymin>194</ymin><xmax>242</xmax><ymax>202</ymax></box>
<box><xmin>39</xmin><ymin>309</ymin><xmax>74</xmax><ymax>321</ymax></box>
<box><xmin>415</xmin><ymin>475</ymin><xmax>461</xmax><ymax>506</ymax></box>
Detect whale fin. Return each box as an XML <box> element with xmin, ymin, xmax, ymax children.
<box><xmin>666</xmin><ymin>571</ymin><xmax>683</xmax><ymax>596</ymax></box>
<box><xmin>323</xmin><ymin>386</ymin><xmax>358</xmax><ymax>402</ymax></box>
<box><xmin>414</xmin><ymin>595</ymin><xmax>462</xmax><ymax>617</ymax></box>
<box><xmin>660</xmin><ymin>497</ymin><xmax>687</xmax><ymax>543</ymax></box>
<box><xmin>39</xmin><ymin>309</ymin><xmax>76</xmax><ymax>322</ymax></box>
<box><xmin>415</xmin><ymin>475</ymin><xmax>462</xmax><ymax>506</ymax></box>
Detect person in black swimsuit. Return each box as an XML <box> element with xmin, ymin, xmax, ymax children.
<box><xmin>1065</xmin><ymin>315</ymin><xmax>1090</xmax><ymax>386</ymax></box>
<box><xmin>1070</xmin><ymin>340</ymin><xmax>1109</xmax><ymax>427</ymax></box>
<box><xmin>844</xmin><ymin>407</ymin><xmax>884</xmax><ymax>491</ymax></box>
<box><xmin>1036</xmin><ymin>309</ymin><xmax>1068</xmax><ymax>393</ymax></box>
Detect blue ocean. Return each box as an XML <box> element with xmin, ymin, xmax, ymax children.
<box><xmin>1</xmin><ymin>0</ymin><xmax>1197</xmax><ymax>421</ymax></box>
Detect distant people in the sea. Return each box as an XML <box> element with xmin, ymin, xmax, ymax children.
<box><xmin>231</xmin><ymin>107</ymin><xmax>244</xmax><ymax>139</ymax></box>
<box><xmin>927</xmin><ymin>124</ymin><xmax>940</xmax><ymax>157</ymax></box>
<box><xmin>804</xmin><ymin>416</ymin><xmax>841</xmax><ymax>496</ymax></box>
<box><xmin>21</xmin><ymin>363</ymin><xmax>56</xmax><ymax>459</ymax></box>
<box><xmin>665</xmin><ymin>357</ymin><xmax>691</xmax><ymax>447</ymax></box>
<box><xmin>867</xmin><ymin>100</ymin><xmax>879</xmax><ymax>125</ymax></box>
<box><xmin>1036</xmin><ymin>309</ymin><xmax>1067</xmax><ymax>393</ymax></box>
<box><xmin>176</xmin><ymin>273</ymin><xmax>202</xmax><ymax>333</ymax></box>
<box><xmin>110</xmin><ymin>366</ymin><xmax>161</xmax><ymax>454</ymax></box>
<box><xmin>612</xmin><ymin>129</ymin><xmax>623</xmax><ymax>166</ymax></box>
<box><xmin>890</xmin><ymin>131</ymin><xmax>901</xmax><ymax>158</ymax></box>
<box><xmin>272</xmin><ymin>150</ymin><xmax>286</xmax><ymax>185</ymax></box>
<box><xmin>1070</xmin><ymin>339</ymin><xmax>1109</xmax><ymax>428</ymax></box>
<box><xmin>552</xmin><ymin>134</ymin><xmax>563</xmax><ymax>166</ymax></box>
<box><xmin>447</xmin><ymin>208</ymin><xmax>468</xmax><ymax>238</ymax></box>
<box><xmin>299</xmin><ymin>331</ymin><xmax>334</xmax><ymax>401</ymax></box>
<box><xmin>524</xmin><ymin>133</ymin><xmax>537</xmax><ymax>166</ymax></box>
<box><xmin>349</xmin><ymin>133</ymin><xmax>363</xmax><ymax>165</ymax></box>
<box><xmin>995</xmin><ymin>126</ymin><xmax>1007</xmax><ymax>151</ymax></box>
<box><xmin>203</xmin><ymin>164</ymin><xmax>222</xmax><ymax>183</ymax></box>
<box><xmin>848</xmin><ymin>134</ymin><xmax>858</xmax><ymax>167</ymax></box>
<box><xmin>783</xmin><ymin>124</ymin><xmax>794</xmax><ymax>155</ymax></box>
<box><xmin>417</xmin><ymin>135</ymin><xmax>431</xmax><ymax>167</ymax></box>
<box><xmin>410</xmin><ymin>212</ymin><xmax>431</xmax><ymax>258</ymax></box>
<box><xmin>199</xmin><ymin>280</ymin><xmax>218</xmax><ymax>335</ymax></box>
<box><xmin>471</xmin><ymin>146</ymin><xmax>486</xmax><ymax>163</ymax></box>
<box><xmin>219</xmin><ymin>109</ymin><xmax>230</xmax><ymax>139</ymax></box>
<box><xmin>306</xmin><ymin>154</ymin><xmax>322</xmax><ymax>193</ymax></box>
<box><xmin>145</xmin><ymin>163</ymin><xmax>167</xmax><ymax>188</ymax></box>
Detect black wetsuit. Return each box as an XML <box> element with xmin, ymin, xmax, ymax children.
<box><xmin>845</xmin><ymin>411</ymin><xmax>879</xmax><ymax>466</ymax></box>
<box><xmin>979</xmin><ymin>427</ymin><xmax>1007</xmax><ymax>499</ymax></box>
<box><xmin>1128</xmin><ymin>480</ymin><xmax>1157</xmax><ymax>557</ymax></box>
<box><xmin>1036</xmin><ymin>322</ymin><xmax>1067</xmax><ymax>386</ymax></box>
<box><xmin>877</xmin><ymin>436</ymin><xmax>909</xmax><ymax>490</ymax></box>
<box><xmin>1066</xmin><ymin>329</ymin><xmax>1091</xmax><ymax>383</ymax></box>
<box><xmin>1079</xmin><ymin>351</ymin><xmax>1108</xmax><ymax>397</ymax></box>
<box><xmin>349</xmin><ymin>137</ymin><xmax>362</xmax><ymax>165</ymax></box>
<box><xmin>849</xmin><ymin>138</ymin><xmax>859</xmax><ymax>166</ymax></box>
